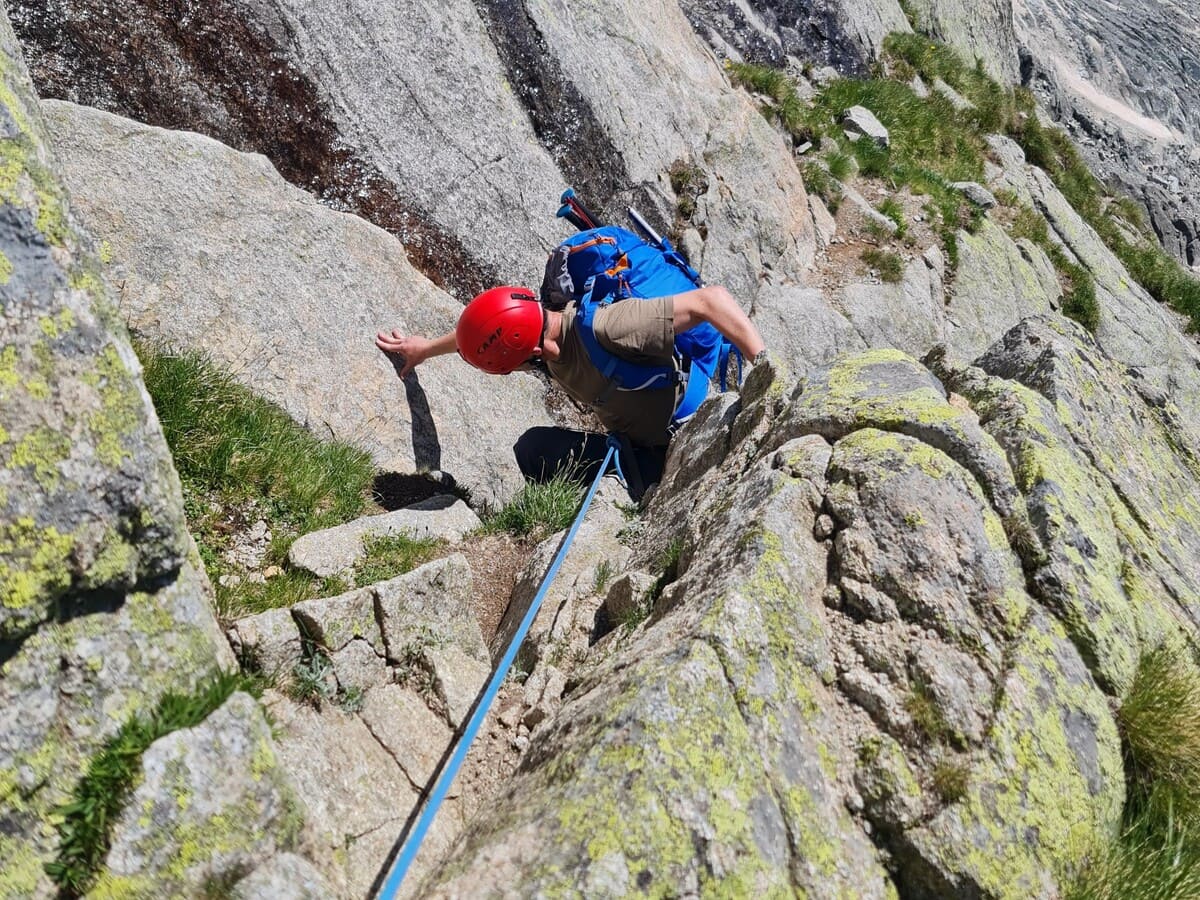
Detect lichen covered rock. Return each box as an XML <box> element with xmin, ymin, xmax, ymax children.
<box><xmin>95</xmin><ymin>693</ymin><xmax>309</xmax><ymax>896</ymax></box>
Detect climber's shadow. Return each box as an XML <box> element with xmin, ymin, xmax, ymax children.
<box><xmin>385</xmin><ymin>352</ymin><xmax>442</xmax><ymax>473</ymax></box>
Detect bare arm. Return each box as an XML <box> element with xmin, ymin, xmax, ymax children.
<box><xmin>375</xmin><ymin>328</ymin><xmax>457</xmax><ymax>378</ymax></box>
<box><xmin>671</xmin><ymin>286</ymin><xmax>765</xmax><ymax>359</ymax></box>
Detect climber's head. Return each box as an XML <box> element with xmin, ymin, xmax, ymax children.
<box><xmin>456</xmin><ymin>286</ymin><xmax>546</xmax><ymax>375</ymax></box>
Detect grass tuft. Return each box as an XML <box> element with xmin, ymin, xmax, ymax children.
<box><xmin>354</xmin><ymin>533</ymin><xmax>445</xmax><ymax>587</ymax></box>
<box><xmin>862</xmin><ymin>248</ymin><xmax>905</xmax><ymax>284</ymax></box>
<box><xmin>931</xmin><ymin>759</ymin><xmax>969</xmax><ymax>803</ymax></box>
<box><xmin>138</xmin><ymin>341</ymin><xmax>376</xmax><ymax>619</ymax></box>
<box><xmin>1119</xmin><ymin>645</ymin><xmax>1200</xmax><ymax>810</ymax></box>
<box><xmin>45</xmin><ymin>671</ymin><xmax>263</xmax><ymax>895</ymax></box>
<box><xmin>877</xmin><ymin>197</ymin><xmax>908</xmax><ymax>238</ymax></box>
<box><xmin>1066</xmin><ymin>645</ymin><xmax>1200</xmax><ymax>898</ymax></box>
<box><xmin>484</xmin><ymin>471</ymin><xmax>585</xmax><ymax>542</ymax></box>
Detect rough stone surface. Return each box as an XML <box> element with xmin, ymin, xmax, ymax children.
<box><xmin>40</xmin><ymin>100</ymin><xmax>550</xmax><ymax>509</ymax></box>
<box><xmin>98</xmin><ymin>693</ymin><xmax>308</xmax><ymax>896</ymax></box>
<box><xmin>602</xmin><ymin>571</ymin><xmax>658</xmax><ymax>625</ymax></box>
<box><xmin>1015</xmin><ymin>0</ymin><xmax>1200</xmax><ymax>266</ymax></box>
<box><xmin>227</xmin><ymin>606</ymin><xmax>305</xmax><ymax>678</ymax></box>
<box><xmin>679</xmin><ymin>0</ymin><xmax>911</xmax><ymax>74</ymax></box>
<box><xmin>951</xmin><ymin>181</ymin><xmax>997</xmax><ymax>209</ymax></box>
<box><xmin>232</xmin><ymin>853</ymin><xmax>334</xmax><ymax>900</ymax></box>
<box><xmin>421</xmin><ymin>326</ymin><xmax>1185</xmax><ymax>894</ymax></box>
<box><xmin>376</xmin><ymin>554</ymin><xmax>487</xmax><ymax>664</ymax></box>
<box><xmin>493</xmin><ymin>480</ymin><xmax>632</xmax><ymax>669</ymax></box>
<box><xmin>426</xmin><ymin>643</ymin><xmax>490</xmax><ymax>728</ymax></box>
<box><xmin>907</xmin><ymin>0</ymin><xmax>1019</xmax><ymax>82</ymax></box>
<box><xmin>945</xmin><ymin>218</ymin><xmax>1060</xmax><ymax>361</ymax></box>
<box><xmin>0</xmin><ymin>15</ymin><xmax>241</xmax><ymax>893</ymax></box>
<box><xmin>359</xmin><ymin>683</ymin><xmax>453</xmax><ymax>789</ymax></box>
<box><xmin>986</xmin><ymin>134</ymin><xmax>1200</xmax><ymax>433</ymax></box>
<box><xmin>843</xmin><ymin>105</ymin><xmax>891</xmax><ymax>147</ymax></box>
<box><xmin>288</xmin><ymin>496</ymin><xmax>480</xmax><ymax>577</ymax></box>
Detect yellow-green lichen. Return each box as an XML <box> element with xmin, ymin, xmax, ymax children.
<box><xmin>546</xmin><ymin>641</ymin><xmax>790</xmax><ymax>896</ymax></box>
<box><xmin>85</xmin><ymin>344</ymin><xmax>144</xmax><ymax>468</ymax></box>
<box><xmin>82</xmin><ymin>533</ymin><xmax>137</xmax><ymax>590</ymax></box>
<box><xmin>7</xmin><ymin>426</ymin><xmax>71</xmax><ymax>491</ymax></box>
<box><xmin>0</xmin><ymin>250</ymin><xmax>12</xmax><ymax>285</ymax></box>
<box><xmin>0</xmin><ymin>517</ymin><xmax>74</xmax><ymax>613</ymax></box>
<box><xmin>915</xmin><ymin>616</ymin><xmax>1123</xmax><ymax>896</ymax></box>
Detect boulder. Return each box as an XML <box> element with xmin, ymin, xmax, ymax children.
<box><xmin>944</xmin><ymin>218</ymin><xmax>1060</xmax><ymax>361</ymax></box>
<box><xmin>227</xmin><ymin>606</ymin><xmax>305</xmax><ymax>677</ymax></box>
<box><xmin>232</xmin><ymin>853</ymin><xmax>334</xmax><ymax>900</ymax></box>
<box><xmin>0</xmin><ymin>15</ymin><xmax>233</xmax><ymax>891</ymax></box>
<box><xmin>376</xmin><ymin>554</ymin><xmax>487</xmax><ymax>663</ymax></box>
<box><xmin>288</xmin><ymin>496</ymin><xmax>480</xmax><ymax>577</ymax></box>
<box><xmin>97</xmin><ymin>693</ymin><xmax>311</xmax><ymax>896</ymax></box>
<box><xmin>950</xmin><ymin>181</ymin><xmax>997</xmax><ymax>208</ymax></box>
<box><xmin>39</xmin><ymin>100</ymin><xmax>551</xmax><ymax>510</ymax></box>
<box><xmin>842</xmin><ymin>105</ymin><xmax>891</xmax><ymax>147</ymax></box>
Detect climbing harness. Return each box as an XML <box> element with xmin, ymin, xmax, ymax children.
<box><xmin>374</xmin><ymin>443</ymin><xmax>618</xmax><ymax>899</ymax></box>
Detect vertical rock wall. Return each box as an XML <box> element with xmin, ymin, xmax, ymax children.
<box><xmin>0</xmin><ymin>9</ymin><xmax>236</xmax><ymax>893</ymax></box>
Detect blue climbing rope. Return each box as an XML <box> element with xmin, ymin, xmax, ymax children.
<box><xmin>375</xmin><ymin>444</ymin><xmax>617</xmax><ymax>899</ymax></box>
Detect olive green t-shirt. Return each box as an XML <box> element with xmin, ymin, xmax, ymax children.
<box><xmin>547</xmin><ymin>297</ymin><xmax>678</xmax><ymax>447</ymax></box>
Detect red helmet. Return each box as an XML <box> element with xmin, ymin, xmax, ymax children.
<box><xmin>456</xmin><ymin>286</ymin><xmax>544</xmax><ymax>375</ymax></box>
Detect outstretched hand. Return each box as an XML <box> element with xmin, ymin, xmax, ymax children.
<box><xmin>375</xmin><ymin>329</ymin><xmax>433</xmax><ymax>378</ymax></box>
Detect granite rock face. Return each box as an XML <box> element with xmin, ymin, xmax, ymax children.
<box><xmin>422</xmin><ymin>316</ymin><xmax>1200</xmax><ymax>894</ymax></box>
<box><xmin>0</xmin><ymin>14</ymin><xmax>312</xmax><ymax>896</ymax></box>
<box><xmin>41</xmin><ymin>99</ymin><xmax>551</xmax><ymax>509</ymax></box>
<box><xmin>1014</xmin><ymin>0</ymin><xmax>1200</xmax><ymax>267</ymax></box>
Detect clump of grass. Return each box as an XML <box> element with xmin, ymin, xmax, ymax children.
<box><xmin>593</xmin><ymin>558</ymin><xmax>615</xmax><ymax>595</ymax></box>
<box><xmin>1065</xmin><ymin>798</ymin><xmax>1200</xmax><ymax>900</ymax></box>
<box><xmin>1067</xmin><ymin>644</ymin><xmax>1200</xmax><ymax>898</ymax></box>
<box><xmin>138</xmin><ymin>341</ymin><xmax>376</xmax><ymax>618</ymax></box>
<box><xmin>905</xmin><ymin>678</ymin><xmax>953</xmax><ymax>744</ymax></box>
<box><xmin>45</xmin><ymin>670</ymin><xmax>264</xmax><ymax>894</ymax></box>
<box><xmin>140</xmin><ymin>342</ymin><xmax>373</xmax><ymax>528</ymax></box>
<box><xmin>354</xmin><ymin>533</ymin><xmax>445</xmax><ymax>587</ymax></box>
<box><xmin>669</xmin><ymin>159</ymin><xmax>709</xmax><ymax>222</ymax></box>
<box><xmin>215</xmin><ymin>571</ymin><xmax>348</xmax><ymax>621</ymax></box>
<box><xmin>802</xmin><ymin>161</ymin><xmax>844</xmax><ymax>212</ymax></box>
<box><xmin>877</xmin><ymin>197</ymin><xmax>908</xmax><ymax>238</ymax></box>
<box><xmin>826</xmin><ymin>150</ymin><xmax>855</xmax><ymax>182</ymax></box>
<box><xmin>640</xmin><ymin>536</ymin><xmax>685</xmax><ymax>614</ymax></box>
<box><xmin>931</xmin><ymin>759</ymin><xmax>969</xmax><ymax>803</ymax></box>
<box><xmin>484</xmin><ymin>471</ymin><xmax>585</xmax><ymax>542</ymax></box>
<box><xmin>727</xmin><ymin>61</ymin><xmax>807</xmax><ymax>136</ymax></box>
<box><xmin>862</xmin><ymin>248</ymin><xmax>905</xmax><ymax>283</ymax></box>
<box><xmin>1119</xmin><ymin>645</ymin><xmax>1200</xmax><ymax>812</ymax></box>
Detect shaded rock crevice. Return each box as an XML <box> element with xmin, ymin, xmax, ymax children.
<box><xmin>9</xmin><ymin>0</ymin><xmax>498</xmax><ymax>300</ymax></box>
<box><xmin>469</xmin><ymin>0</ymin><xmax>661</xmax><ymax>230</ymax></box>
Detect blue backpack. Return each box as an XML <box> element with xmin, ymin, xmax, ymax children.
<box><xmin>540</xmin><ymin>220</ymin><xmax>739</xmax><ymax>422</ymax></box>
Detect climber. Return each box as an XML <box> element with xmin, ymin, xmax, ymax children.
<box><xmin>375</xmin><ymin>281</ymin><xmax>766</xmax><ymax>501</ymax></box>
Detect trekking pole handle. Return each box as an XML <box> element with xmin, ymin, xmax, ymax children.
<box><xmin>627</xmin><ymin>207</ymin><xmax>664</xmax><ymax>249</ymax></box>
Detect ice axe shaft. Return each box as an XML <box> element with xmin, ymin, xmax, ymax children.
<box><xmin>626</xmin><ymin>207</ymin><xmax>664</xmax><ymax>249</ymax></box>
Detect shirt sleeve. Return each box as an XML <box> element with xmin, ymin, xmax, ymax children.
<box><xmin>592</xmin><ymin>296</ymin><xmax>675</xmax><ymax>364</ymax></box>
